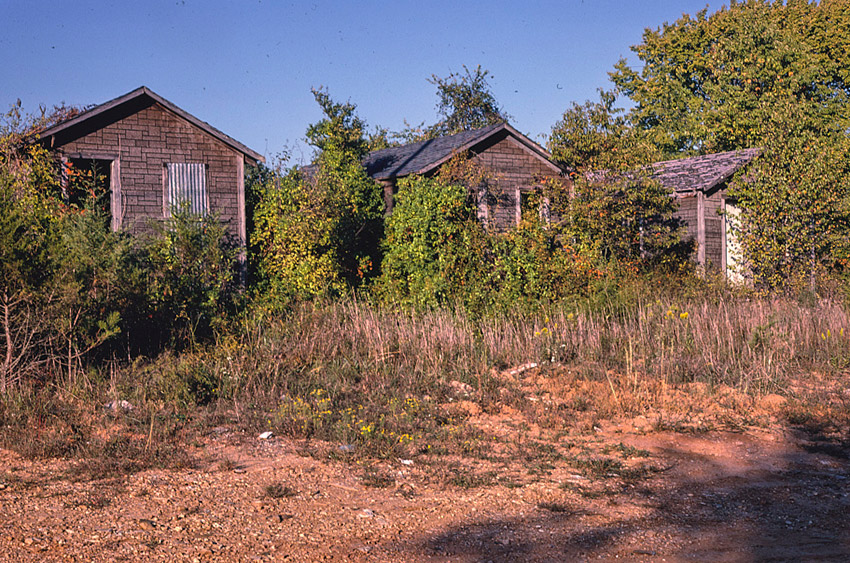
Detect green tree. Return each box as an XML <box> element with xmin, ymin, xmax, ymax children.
<box><xmin>251</xmin><ymin>167</ymin><xmax>349</xmax><ymax>298</ymax></box>
<box><xmin>393</xmin><ymin>66</ymin><xmax>511</xmax><ymax>143</ymax></box>
<box><xmin>251</xmin><ymin>89</ymin><xmax>384</xmax><ymax>300</ymax></box>
<box><xmin>377</xmin><ymin>172</ymin><xmax>489</xmax><ymax>309</ymax></box>
<box><xmin>143</xmin><ymin>209</ymin><xmax>238</xmax><ymax>347</ymax></box>
<box><xmin>549</xmin><ymin>90</ymin><xmax>659</xmax><ymax>172</ymax></box>
<box><xmin>429</xmin><ymin>65</ymin><xmax>510</xmax><ymax>136</ymax></box>
<box><xmin>610</xmin><ymin>0</ymin><xmax>850</xmax><ymax>155</ymax></box>
<box><xmin>0</xmin><ymin>165</ymin><xmax>58</xmax><ymax>390</ymax></box>
<box><xmin>727</xmin><ymin>101</ymin><xmax>850</xmax><ymax>290</ymax></box>
<box><xmin>489</xmin><ymin>217</ymin><xmax>595</xmax><ymax>305</ymax></box>
<box><xmin>548</xmin><ymin>93</ymin><xmax>687</xmax><ymax>269</ymax></box>
<box><xmin>0</xmin><ymin>103</ymin><xmax>132</xmax><ymax>386</ymax></box>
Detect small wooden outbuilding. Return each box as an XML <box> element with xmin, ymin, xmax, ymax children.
<box><xmin>37</xmin><ymin>86</ymin><xmax>265</xmax><ymax>245</ymax></box>
<box><xmin>362</xmin><ymin>123</ymin><xmax>566</xmax><ymax>232</ymax></box>
<box><xmin>653</xmin><ymin>148</ymin><xmax>761</xmax><ymax>278</ymax></box>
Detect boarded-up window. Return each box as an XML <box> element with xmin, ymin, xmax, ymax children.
<box><xmin>165</xmin><ymin>163</ymin><xmax>208</xmax><ymax>216</ymax></box>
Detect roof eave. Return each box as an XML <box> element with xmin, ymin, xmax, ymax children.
<box><xmin>411</xmin><ymin>123</ymin><xmax>506</xmax><ymax>176</ymax></box>
<box><xmin>415</xmin><ymin>122</ymin><xmax>563</xmax><ymax>176</ymax></box>
<box><xmin>38</xmin><ymin>86</ymin><xmax>265</xmax><ymax>164</ymax></box>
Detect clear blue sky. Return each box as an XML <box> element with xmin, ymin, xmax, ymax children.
<box><xmin>1</xmin><ymin>1</ymin><xmax>723</xmax><ymax>165</ymax></box>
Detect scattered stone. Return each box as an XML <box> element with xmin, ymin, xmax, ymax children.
<box><xmin>258</xmin><ymin>431</ymin><xmax>274</xmax><ymax>440</ymax></box>
<box><xmin>449</xmin><ymin>380</ymin><xmax>474</xmax><ymax>396</ymax></box>
<box><xmin>501</xmin><ymin>362</ymin><xmax>538</xmax><ymax>379</ymax></box>
<box><xmin>103</xmin><ymin>400</ymin><xmax>134</xmax><ymax>411</ymax></box>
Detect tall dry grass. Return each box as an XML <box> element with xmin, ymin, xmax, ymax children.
<box><xmin>4</xmin><ymin>292</ymin><xmax>850</xmax><ymax>464</ymax></box>
<box><xmin>225</xmin><ymin>296</ymin><xmax>850</xmax><ymax>402</ymax></box>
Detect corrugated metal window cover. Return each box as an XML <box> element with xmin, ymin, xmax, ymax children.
<box><xmin>166</xmin><ymin>163</ymin><xmax>208</xmax><ymax>216</ymax></box>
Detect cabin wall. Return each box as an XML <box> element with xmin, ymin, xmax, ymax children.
<box><xmin>55</xmin><ymin>102</ymin><xmax>244</xmax><ymax>239</ymax></box>
<box><xmin>674</xmin><ymin>188</ymin><xmax>726</xmax><ymax>272</ymax></box>
<box><xmin>675</xmin><ymin>194</ymin><xmax>699</xmax><ymax>244</ymax></box>
<box><xmin>473</xmin><ymin>136</ymin><xmax>563</xmax><ymax>232</ymax></box>
<box><xmin>704</xmin><ymin>188</ymin><xmax>724</xmax><ymax>271</ymax></box>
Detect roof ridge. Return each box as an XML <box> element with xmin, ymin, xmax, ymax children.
<box><xmin>362</xmin><ymin>121</ymin><xmax>560</xmax><ymax>180</ymax></box>
<box><xmin>652</xmin><ymin>147</ymin><xmax>761</xmax><ymax>193</ymax></box>
<box><xmin>37</xmin><ymin>86</ymin><xmax>264</xmax><ymax>163</ymax></box>
<box><xmin>653</xmin><ymin>147</ymin><xmax>762</xmax><ymax>167</ymax></box>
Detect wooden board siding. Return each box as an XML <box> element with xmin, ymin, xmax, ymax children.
<box><xmin>674</xmin><ymin>188</ymin><xmax>725</xmax><ymax>271</ymax></box>
<box><xmin>473</xmin><ymin>136</ymin><xmax>562</xmax><ymax>232</ymax></box>
<box><xmin>703</xmin><ymin>189</ymin><xmax>724</xmax><ymax>271</ymax></box>
<box><xmin>56</xmin><ymin>102</ymin><xmax>244</xmax><ymax>239</ymax></box>
<box><xmin>675</xmin><ymin>195</ymin><xmax>699</xmax><ymax>245</ymax></box>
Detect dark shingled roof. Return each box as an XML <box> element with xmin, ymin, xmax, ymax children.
<box><xmin>37</xmin><ymin>86</ymin><xmax>265</xmax><ymax>164</ymax></box>
<box><xmin>362</xmin><ymin>122</ymin><xmax>560</xmax><ymax>180</ymax></box>
<box><xmin>653</xmin><ymin>148</ymin><xmax>761</xmax><ymax>194</ymax></box>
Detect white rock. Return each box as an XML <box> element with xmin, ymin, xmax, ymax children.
<box><xmin>104</xmin><ymin>400</ymin><xmax>134</xmax><ymax>411</ymax></box>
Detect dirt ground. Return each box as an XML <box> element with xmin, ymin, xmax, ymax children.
<box><xmin>2</xmin><ymin>407</ymin><xmax>849</xmax><ymax>563</ymax></box>
<box><xmin>3</xmin><ymin>365</ymin><xmax>850</xmax><ymax>563</ymax></box>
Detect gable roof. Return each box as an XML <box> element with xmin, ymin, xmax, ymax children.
<box><xmin>363</xmin><ymin>122</ymin><xmax>562</xmax><ymax>180</ymax></box>
<box><xmin>653</xmin><ymin>148</ymin><xmax>761</xmax><ymax>194</ymax></box>
<box><xmin>37</xmin><ymin>86</ymin><xmax>264</xmax><ymax>164</ymax></box>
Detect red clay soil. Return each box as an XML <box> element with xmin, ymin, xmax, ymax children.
<box><xmin>1</xmin><ymin>420</ymin><xmax>848</xmax><ymax>562</ymax></box>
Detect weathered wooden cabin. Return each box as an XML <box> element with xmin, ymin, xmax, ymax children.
<box><xmin>37</xmin><ymin>86</ymin><xmax>265</xmax><ymax>245</ymax></box>
<box><xmin>363</xmin><ymin>125</ymin><xmax>759</xmax><ymax>277</ymax></box>
<box><xmin>653</xmin><ymin>148</ymin><xmax>761</xmax><ymax>278</ymax></box>
<box><xmin>362</xmin><ymin>123</ymin><xmax>566</xmax><ymax>232</ymax></box>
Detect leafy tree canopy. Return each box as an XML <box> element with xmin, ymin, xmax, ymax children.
<box><xmin>252</xmin><ymin>89</ymin><xmax>384</xmax><ymax>299</ymax></box>
<box><xmin>610</xmin><ymin>0</ymin><xmax>850</xmax><ymax>155</ymax></box>
<box><xmin>393</xmin><ymin>66</ymin><xmax>511</xmax><ymax>143</ymax></box>
<box><xmin>549</xmin><ymin>89</ymin><xmax>660</xmax><ymax>172</ymax></box>
<box><xmin>429</xmin><ymin>65</ymin><xmax>510</xmax><ymax>136</ymax></box>
<box><xmin>306</xmin><ymin>89</ymin><xmax>368</xmax><ymax>159</ymax></box>
<box><xmin>547</xmin><ymin>91</ymin><xmax>686</xmax><ymax>270</ymax></box>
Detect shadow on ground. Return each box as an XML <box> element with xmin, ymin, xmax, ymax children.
<box><xmin>400</xmin><ymin>425</ymin><xmax>850</xmax><ymax>562</ymax></box>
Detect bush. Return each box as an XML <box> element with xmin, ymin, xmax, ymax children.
<box><xmin>142</xmin><ymin>209</ymin><xmax>240</xmax><ymax>349</ymax></box>
<box><xmin>377</xmin><ymin>170</ymin><xmax>613</xmax><ymax>312</ymax></box>
<box><xmin>377</xmin><ymin>174</ymin><xmax>490</xmax><ymax>309</ymax></box>
<box><xmin>490</xmin><ymin>219</ymin><xmax>601</xmax><ymax>306</ymax></box>
<box><xmin>250</xmin><ymin>90</ymin><xmax>384</xmax><ymax>302</ymax></box>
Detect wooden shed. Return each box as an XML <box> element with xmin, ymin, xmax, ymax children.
<box><xmin>362</xmin><ymin>123</ymin><xmax>566</xmax><ymax>232</ymax></box>
<box><xmin>653</xmin><ymin>148</ymin><xmax>761</xmax><ymax>277</ymax></box>
<box><xmin>37</xmin><ymin>86</ymin><xmax>265</xmax><ymax>245</ymax></box>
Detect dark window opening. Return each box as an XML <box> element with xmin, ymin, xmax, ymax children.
<box><xmin>520</xmin><ymin>191</ymin><xmax>534</xmax><ymax>219</ymax></box>
<box><xmin>520</xmin><ymin>190</ymin><xmax>544</xmax><ymax>222</ymax></box>
<box><xmin>66</xmin><ymin>158</ymin><xmax>112</xmax><ymax>218</ymax></box>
